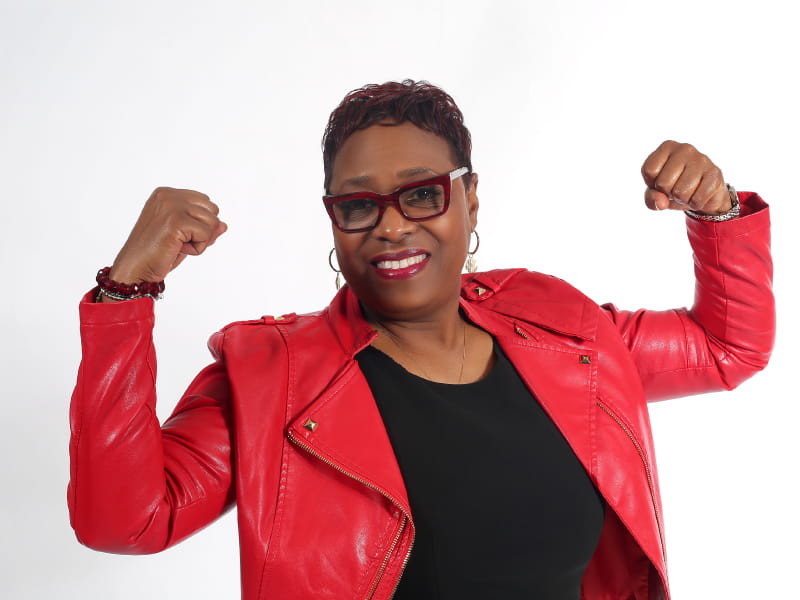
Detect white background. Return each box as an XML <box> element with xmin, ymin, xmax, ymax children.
<box><xmin>1</xmin><ymin>0</ymin><xmax>797</xmax><ymax>598</ymax></box>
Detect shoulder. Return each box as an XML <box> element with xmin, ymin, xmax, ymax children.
<box><xmin>462</xmin><ymin>268</ymin><xmax>596</xmax><ymax>305</ymax></box>
<box><xmin>462</xmin><ymin>269</ymin><xmax>602</xmax><ymax>341</ymax></box>
<box><xmin>207</xmin><ymin>310</ymin><xmax>328</xmax><ymax>359</ymax></box>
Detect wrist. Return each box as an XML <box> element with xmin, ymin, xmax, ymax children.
<box><xmin>687</xmin><ymin>184</ymin><xmax>740</xmax><ymax>222</ymax></box>
<box><xmin>95</xmin><ymin>267</ymin><xmax>165</xmax><ymax>302</ymax></box>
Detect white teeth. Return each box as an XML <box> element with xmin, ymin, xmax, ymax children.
<box><xmin>376</xmin><ymin>254</ymin><xmax>426</xmax><ymax>270</ymax></box>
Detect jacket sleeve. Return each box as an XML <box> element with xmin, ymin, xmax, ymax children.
<box><xmin>68</xmin><ymin>293</ymin><xmax>235</xmax><ymax>554</ymax></box>
<box><xmin>601</xmin><ymin>192</ymin><xmax>775</xmax><ymax>401</ymax></box>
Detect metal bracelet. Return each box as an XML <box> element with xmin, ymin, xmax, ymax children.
<box><xmin>97</xmin><ymin>287</ymin><xmax>161</xmax><ymax>301</ymax></box>
<box><xmin>687</xmin><ymin>184</ymin><xmax>741</xmax><ymax>222</ymax></box>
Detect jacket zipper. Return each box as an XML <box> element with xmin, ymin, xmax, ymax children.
<box><xmin>596</xmin><ymin>401</ymin><xmax>666</xmax><ymax>562</ymax></box>
<box><xmin>287</xmin><ymin>431</ymin><xmax>414</xmax><ymax>599</ymax></box>
<box><xmin>381</xmin><ymin>519</ymin><xmax>409</xmax><ymax>599</ymax></box>
<box><xmin>386</xmin><ymin>527</ymin><xmax>416</xmax><ymax>600</ymax></box>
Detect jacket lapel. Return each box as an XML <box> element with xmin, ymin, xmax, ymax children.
<box><xmin>288</xmin><ymin>361</ymin><xmax>411</xmax><ymax>515</ymax></box>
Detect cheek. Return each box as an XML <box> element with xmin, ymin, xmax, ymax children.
<box><xmin>333</xmin><ymin>234</ymin><xmax>366</xmax><ymax>274</ymax></box>
<box><xmin>449</xmin><ymin>202</ymin><xmax>474</xmax><ymax>250</ymax></box>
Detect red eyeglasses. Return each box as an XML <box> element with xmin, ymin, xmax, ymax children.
<box><xmin>323</xmin><ymin>167</ymin><xmax>469</xmax><ymax>233</ymax></box>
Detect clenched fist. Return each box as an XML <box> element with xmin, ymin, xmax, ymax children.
<box><xmin>642</xmin><ymin>141</ymin><xmax>732</xmax><ymax>215</ymax></box>
<box><xmin>107</xmin><ymin>187</ymin><xmax>227</xmax><ymax>291</ymax></box>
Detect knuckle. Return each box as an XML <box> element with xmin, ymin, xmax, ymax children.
<box><xmin>698</xmin><ymin>154</ymin><xmax>713</xmax><ymax>169</ymax></box>
<box><xmin>151</xmin><ymin>186</ymin><xmax>175</xmax><ymax>199</ymax></box>
<box><xmin>653</xmin><ymin>173</ymin><xmax>671</xmax><ymax>190</ymax></box>
<box><xmin>672</xmin><ymin>180</ymin><xmax>689</xmax><ymax>195</ymax></box>
<box><xmin>707</xmin><ymin>169</ymin><xmax>723</xmax><ymax>185</ymax></box>
<box><xmin>687</xmin><ymin>197</ymin><xmax>703</xmax><ymax>210</ymax></box>
<box><xmin>642</xmin><ymin>163</ymin><xmax>659</xmax><ymax>181</ymax></box>
<box><xmin>674</xmin><ymin>143</ymin><xmax>697</xmax><ymax>159</ymax></box>
<box><xmin>150</xmin><ymin>187</ymin><xmax>186</xmax><ymax>211</ymax></box>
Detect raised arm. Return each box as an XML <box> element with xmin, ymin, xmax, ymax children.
<box><xmin>602</xmin><ymin>142</ymin><xmax>774</xmax><ymax>401</ymax></box>
<box><xmin>69</xmin><ymin>187</ymin><xmax>233</xmax><ymax>553</ymax></box>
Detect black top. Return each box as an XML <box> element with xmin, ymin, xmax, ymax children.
<box><xmin>356</xmin><ymin>342</ymin><xmax>605</xmax><ymax>600</ymax></box>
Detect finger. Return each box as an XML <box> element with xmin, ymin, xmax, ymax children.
<box><xmin>688</xmin><ymin>172</ymin><xmax>727</xmax><ymax>213</ymax></box>
<box><xmin>645</xmin><ymin>188</ymin><xmax>671</xmax><ymax>211</ymax></box>
<box><xmin>179</xmin><ymin>226</ymin><xmax>217</xmax><ymax>255</ymax></box>
<box><xmin>670</xmin><ymin>165</ymin><xmax>704</xmax><ymax>207</ymax></box>
<box><xmin>211</xmin><ymin>220</ymin><xmax>228</xmax><ymax>243</ymax></box>
<box><xmin>181</xmin><ymin>218</ymin><xmax>228</xmax><ymax>253</ymax></box>
<box><xmin>641</xmin><ymin>140</ymin><xmax>679</xmax><ymax>188</ymax></box>
<box><xmin>179</xmin><ymin>241</ymin><xmax>204</xmax><ymax>256</ymax></box>
<box><xmin>204</xmin><ymin>221</ymin><xmax>229</xmax><ymax>248</ymax></box>
<box><xmin>186</xmin><ymin>203</ymin><xmax>223</xmax><ymax>230</ymax></box>
<box><xmin>183</xmin><ymin>191</ymin><xmax>220</xmax><ymax>216</ymax></box>
<box><xmin>645</xmin><ymin>187</ymin><xmax>696</xmax><ymax>212</ymax></box>
<box><xmin>153</xmin><ymin>187</ymin><xmax>219</xmax><ymax>217</ymax></box>
<box><xmin>691</xmin><ymin>177</ymin><xmax>731</xmax><ymax>215</ymax></box>
<box><xmin>652</xmin><ymin>154</ymin><xmax>688</xmax><ymax>200</ymax></box>
<box><xmin>168</xmin><ymin>208</ymin><xmax>220</xmax><ymax>254</ymax></box>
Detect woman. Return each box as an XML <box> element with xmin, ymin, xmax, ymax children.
<box><xmin>69</xmin><ymin>80</ymin><xmax>774</xmax><ymax>599</ymax></box>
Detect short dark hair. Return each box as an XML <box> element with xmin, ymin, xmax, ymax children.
<box><xmin>322</xmin><ymin>79</ymin><xmax>472</xmax><ymax>192</ymax></box>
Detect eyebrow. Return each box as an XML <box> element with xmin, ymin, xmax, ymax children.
<box><xmin>341</xmin><ymin>167</ymin><xmax>438</xmax><ymax>189</ymax></box>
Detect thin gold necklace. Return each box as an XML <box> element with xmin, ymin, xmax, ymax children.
<box><xmin>374</xmin><ymin>319</ymin><xmax>468</xmax><ymax>384</ymax></box>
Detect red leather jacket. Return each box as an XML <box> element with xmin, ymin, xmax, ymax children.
<box><xmin>69</xmin><ymin>194</ymin><xmax>773</xmax><ymax>600</ymax></box>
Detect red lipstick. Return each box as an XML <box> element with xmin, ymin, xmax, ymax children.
<box><xmin>371</xmin><ymin>249</ymin><xmax>430</xmax><ymax>280</ymax></box>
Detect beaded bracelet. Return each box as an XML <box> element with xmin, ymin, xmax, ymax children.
<box><xmin>96</xmin><ymin>267</ymin><xmax>165</xmax><ymax>301</ymax></box>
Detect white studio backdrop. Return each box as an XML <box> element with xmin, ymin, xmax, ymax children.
<box><xmin>1</xmin><ymin>0</ymin><xmax>797</xmax><ymax>597</ymax></box>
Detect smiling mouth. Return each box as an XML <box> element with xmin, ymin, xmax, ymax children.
<box><xmin>371</xmin><ymin>251</ymin><xmax>431</xmax><ymax>279</ymax></box>
<box><xmin>374</xmin><ymin>254</ymin><xmax>428</xmax><ymax>270</ymax></box>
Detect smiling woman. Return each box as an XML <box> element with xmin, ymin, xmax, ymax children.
<box><xmin>68</xmin><ymin>80</ymin><xmax>775</xmax><ymax>600</ymax></box>
<box><xmin>328</xmin><ymin>122</ymin><xmax>480</xmax><ymax>341</ymax></box>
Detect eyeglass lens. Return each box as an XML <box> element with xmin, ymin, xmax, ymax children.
<box><xmin>332</xmin><ymin>182</ymin><xmax>447</xmax><ymax>231</ymax></box>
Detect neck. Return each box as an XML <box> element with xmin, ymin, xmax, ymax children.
<box><xmin>363</xmin><ymin>300</ymin><xmax>466</xmax><ymax>350</ymax></box>
<box><xmin>363</xmin><ymin>300</ymin><xmax>471</xmax><ymax>383</ymax></box>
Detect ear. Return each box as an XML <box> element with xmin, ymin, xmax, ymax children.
<box><xmin>466</xmin><ymin>172</ymin><xmax>479</xmax><ymax>230</ymax></box>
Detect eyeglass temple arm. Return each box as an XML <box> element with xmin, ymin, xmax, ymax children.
<box><xmin>450</xmin><ymin>167</ymin><xmax>469</xmax><ymax>180</ymax></box>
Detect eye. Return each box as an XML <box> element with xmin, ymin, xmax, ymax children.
<box><xmin>334</xmin><ymin>197</ymin><xmax>377</xmax><ymax>222</ymax></box>
<box><xmin>404</xmin><ymin>185</ymin><xmax>444</xmax><ymax>208</ymax></box>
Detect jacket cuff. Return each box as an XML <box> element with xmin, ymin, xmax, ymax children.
<box><xmin>79</xmin><ymin>288</ymin><xmax>155</xmax><ymax>326</ymax></box>
<box><xmin>685</xmin><ymin>192</ymin><xmax>769</xmax><ymax>239</ymax></box>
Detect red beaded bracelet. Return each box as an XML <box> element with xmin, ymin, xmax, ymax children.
<box><xmin>96</xmin><ymin>267</ymin><xmax>165</xmax><ymax>301</ymax></box>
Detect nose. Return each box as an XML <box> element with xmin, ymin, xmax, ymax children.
<box><xmin>372</xmin><ymin>203</ymin><xmax>415</xmax><ymax>241</ymax></box>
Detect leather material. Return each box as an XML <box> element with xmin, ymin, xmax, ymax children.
<box><xmin>69</xmin><ymin>193</ymin><xmax>774</xmax><ymax>599</ymax></box>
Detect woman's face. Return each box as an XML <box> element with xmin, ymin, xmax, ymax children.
<box><xmin>328</xmin><ymin>121</ymin><xmax>479</xmax><ymax>322</ymax></box>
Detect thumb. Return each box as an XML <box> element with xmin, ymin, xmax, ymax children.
<box><xmin>645</xmin><ymin>188</ymin><xmax>669</xmax><ymax>211</ymax></box>
<box><xmin>204</xmin><ymin>221</ymin><xmax>228</xmax><ymax>248</ymax></box>
<box><xmin>645</xmin><ymin>188</ymin><xmax>688</xmax><ymax>212</ymax></box>
<box><xmin>212</xmin><ymin>220</ymin><xmax>228</xmax><ymax>242</ymax></box>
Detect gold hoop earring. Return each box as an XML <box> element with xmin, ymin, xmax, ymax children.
<box><xmin>328</xmin><ymin>248</ymin><xmax>342</xmax><ymax>290</ymax></box>
<box><xmin>465</xmin><ymin>230</ymin><xmax>480</xmax><ymax>273</ymax></box>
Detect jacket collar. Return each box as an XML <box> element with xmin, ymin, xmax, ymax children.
<box><xmin>322</xmin><ymin>284</ymin><xmax>378</xmax><ymax>359</ymax></box>
<box><xmin>321</xmin><ymin>269</ymin><xmax>598</xmax><ymax>358</ymax></box>
<box><xmin>461</xmin><ymin>269</ymin><xmax>598</xmax><ymax>341</ymax></box>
